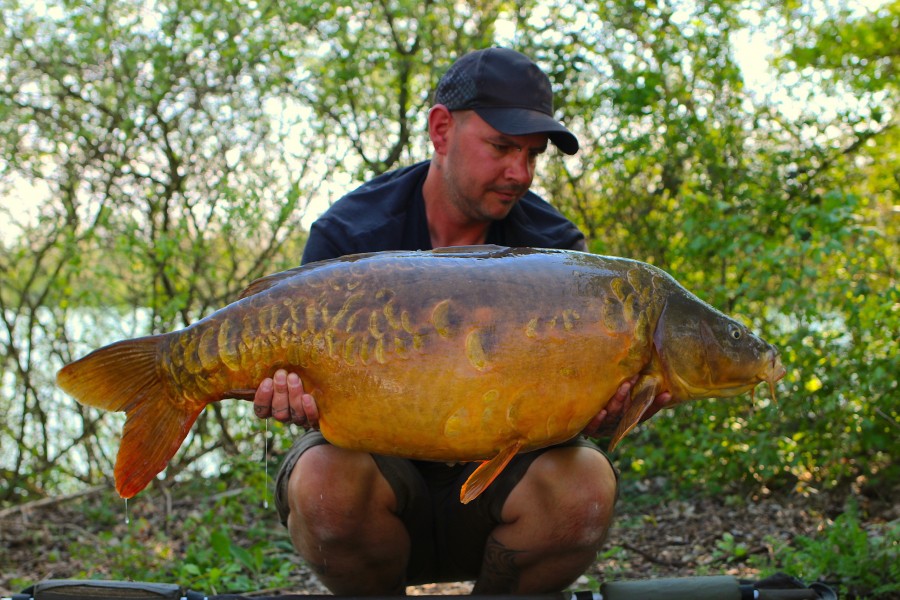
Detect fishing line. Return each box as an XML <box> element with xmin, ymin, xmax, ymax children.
<box><xmin>263</xmin><ymin>417</ymin><xmax>269</xmax><ymax>509</ymax></box>
<box><xmin>124</xmin><ymin>498</ymin><xmax>130</xmax><ymax>525</ymax></box>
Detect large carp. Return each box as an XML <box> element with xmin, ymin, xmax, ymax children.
<box><xmin>57</xmin><ymin>246</ymin><xmax>785</xmax><ymax>502</ymax></box>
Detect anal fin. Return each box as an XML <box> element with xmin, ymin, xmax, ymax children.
<box><xmin>460</xmin><ymin>441</ymin><xmax>523</xmax><ymax>504</ymax></box>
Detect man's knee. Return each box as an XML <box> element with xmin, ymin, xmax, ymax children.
<box><xmin>283</xmin><ymin>446</ymin><xmax>410</xmax><ymax>594</ymax></box>
<box><xmin>287</xmin><ymin>445</ymin><xmax>396</xmax><ymax>543</ymax></box>
<box><xmin>505</xmin><ymin>446</ymin><xmax>617</xmax><ymax>548</ymax></box>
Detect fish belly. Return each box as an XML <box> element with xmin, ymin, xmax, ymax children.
<box><xmin>314</xmin><ymin>325</ymin><xmax>633</xmax><ymax>460</ymax></box>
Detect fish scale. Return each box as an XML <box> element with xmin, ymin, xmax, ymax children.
<box><xmin>57</xmin><ymin>245</ymin><xmax>785</xmax><ymax>502</ymax></box>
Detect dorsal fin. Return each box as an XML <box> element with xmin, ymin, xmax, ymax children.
<box><xmin>238</xmin><ymin>266</ymin><xmax>308</xmax><ymax>300</ymax></box>
<box><xmin>237</xmin><ymin>249</ymin><xmax>396</xmax><ymax>301</ymax></box>
<box><xmin>239</xmin><ymin>246</ymin><xmax>512</xmax><ymax>300</ymax></box>
<box><xmin>431</xmin><ymin>244</ymin><xmax>507</xmax><ymax>255</ymax></box>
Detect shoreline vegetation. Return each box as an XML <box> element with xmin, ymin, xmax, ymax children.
<box><xmin>2</xmin><ymin>471</ymin><xmax>897</xmax><ymax>598</ymax></box>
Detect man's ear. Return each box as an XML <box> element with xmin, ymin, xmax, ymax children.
<box><xmin>428</xmin><ymin>104</ymin><xmax>453</xmax><ymax>155</ymax></box>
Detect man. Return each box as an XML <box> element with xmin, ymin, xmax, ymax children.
<box><xmin>253</xmin><ymin>48</ymin><xmax>670</xmax><ymax>594</ymax></box>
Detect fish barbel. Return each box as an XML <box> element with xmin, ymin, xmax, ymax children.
<box><xmin>57</xmin><ymin>246</ymin><xmax>785</xmax><ymax>502</ymax></box>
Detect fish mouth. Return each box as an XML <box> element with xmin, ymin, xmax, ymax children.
<box><xmin>668</xmin><ymin>348</ymin><xmax>786</xmax><ymax>402</ymax></box>
<box><xmin>668</xmin><ymin>370</ymin><xmax>758</xmax><ymax>400</ymax></box>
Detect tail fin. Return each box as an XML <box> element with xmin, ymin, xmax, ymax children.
<box><xmin>57</xmin><ymin>335</ymin><xmax>204</xmax><ymax>498</ymax></box>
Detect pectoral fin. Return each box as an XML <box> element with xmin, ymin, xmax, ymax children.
<box><xmin>607</xmin><ymin>376</ymin><xmax>660</xmax><ymax>451</ymax></box>
<box><xmin>460</xmin><ymin>441</ymin><xmax>523</xmax><ymax>504</ymax></box>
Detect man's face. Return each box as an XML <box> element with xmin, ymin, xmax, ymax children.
<box><xmin>442</xmin><ymin>111</ymin><xmax>549</xmax><ymax>223</ymax></box>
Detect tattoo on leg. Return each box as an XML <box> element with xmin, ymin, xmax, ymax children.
<box><xmin>474</xmin><ymin>536</ymin><xmax>523</xmax><ymax>593</ymax></box>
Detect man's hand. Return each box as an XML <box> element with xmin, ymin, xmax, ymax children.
<box><xmin>253</xmin><ymin>369</ymin><xmax>320</xmax><ymax>429</ymax></box>
<box><xmin>581</xmin><ymin>377</ymin><xmax>672</xmax><ymax>437</ymax></box>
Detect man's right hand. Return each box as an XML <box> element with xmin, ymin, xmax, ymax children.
<box><xmin>253</xmin><ymin>369</ymin><xmax>319</xmax><ymax>429</ymax></box>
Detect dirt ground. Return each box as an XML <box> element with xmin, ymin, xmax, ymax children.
<box><xmin>1</xmin><ymin>477</ymin><xmax>896</xmax><ymax>597</ymax></box>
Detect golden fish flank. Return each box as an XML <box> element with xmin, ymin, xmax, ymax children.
<box><xmin>56</xmin><ymin>245</ymin><xmax>785</xmax><ymax>502</ymax></box>
<box><xmin>279</xmin><ymin>287</ymin><xmax>426</xmax><ymax>368</ymax></box>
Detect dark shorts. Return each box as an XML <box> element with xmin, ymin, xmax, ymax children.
<box><xmin>274</xmin><ymin>432</ymin><xmax>616</xmax><ymax>585</ymax></box>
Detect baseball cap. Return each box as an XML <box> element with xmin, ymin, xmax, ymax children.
<box><xmin>433</xmin><ymin>47</ymin><xmax>579</xmax><ymax>155</ymax></box>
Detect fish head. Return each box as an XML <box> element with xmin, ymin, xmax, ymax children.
<box><xmin>654</xmin><ymin>291</ymin><xmax>786</xmax><ymax>403</ymax></box>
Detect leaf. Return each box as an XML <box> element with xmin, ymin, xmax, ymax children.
<box><xmin>210</xmin><ymin>528</ymin><xmax>232</xmax><ymax>560</ymax></box>
<box><xmin>230</xmin><ymin>545</ymin><xmax>256</xmax><ymax>573</ymax></box>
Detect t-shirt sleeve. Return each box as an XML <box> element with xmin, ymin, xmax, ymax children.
<box><xmin>568</xmin><ymin>236</ymin><xmax>588</xmax><ymax>251</ymax></box>
<box><xmin>301</xmin><ymin>217</ymin><xmax>354</xmax><ymax>265</ymax></box>
<box><xmin>300</xmin><ymin>162</ymin><xmax>430</xmax><ymax>265</ymax></box>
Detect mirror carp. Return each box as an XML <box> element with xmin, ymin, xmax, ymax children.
<box><xmin>57</xmin><ymin>246</ymin><xmax>785</xmax><ymax>502</ymax></box>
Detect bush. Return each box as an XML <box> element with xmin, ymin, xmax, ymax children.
<box><xmin>69</xmin><ymin>457</ymin><xmax>299</xmax><ymax>595</ymax></box>
<box><xmin>754</xmin><ymin>501</ymin><xmax>900</xmax><ymax>598</ymax></box>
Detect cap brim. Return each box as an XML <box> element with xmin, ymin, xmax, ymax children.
<box><xmin>475</xmin><ymin>107</ymin><xmax>579</xmax><ymax>155</ymax></box>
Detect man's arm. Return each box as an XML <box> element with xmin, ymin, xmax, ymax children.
<box><xmin>301</xmin><ymin>219</ymin><xmax>350</xmax><ymax>265</ymax></box>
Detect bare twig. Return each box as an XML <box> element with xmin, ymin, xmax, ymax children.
<box><xmin>622</xmin><ymin>543</ymin><xmax>688</xmax><ymax>568</ymax></box>
<box><xmin>0</xmin><ymin>484</ymin><xmax>107</xmax><ymax>519</ymax></box>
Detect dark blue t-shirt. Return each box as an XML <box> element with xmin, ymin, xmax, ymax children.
<box><xmin>301</xmin><ymin>161</ymin><xmax>585</xmax><ymax>265</ymax></box>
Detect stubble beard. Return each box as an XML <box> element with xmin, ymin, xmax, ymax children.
<box><xmin>442</xmin><ymin>159</ymin><xmax>526</xmax><ymax>224</ymax></box>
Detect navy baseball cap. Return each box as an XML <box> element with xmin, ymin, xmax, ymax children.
<box><xmin>433</xmin><ymin>47</ymin><xmax>579</xmax><ymax>155</ymax></box>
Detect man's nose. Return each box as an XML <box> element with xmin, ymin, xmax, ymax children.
<box><xmin>505</xmin><ymin>150</ymin><xmax>534</xmax><ymax>184</ymax></box>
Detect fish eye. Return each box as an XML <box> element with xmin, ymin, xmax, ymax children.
<box><xmin>729</xmin><ymin>325</ymin><xmax>742</xmax><ymax>340</ymax></box>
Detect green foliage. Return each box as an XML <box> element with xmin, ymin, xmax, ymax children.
<box><xmin>70</xmin><ymin>518</ymin><xmax>174</xmax><ymax>583</ymax></box>
<box><xmin>0</xmin><ymin>0</ymin><xmax>897</xmax><ymax>594</ymax></box>
<box><xmin>753</xmin><ymin>502</ymin><xmax>900</xmax><ymax>598</ymax></box>
<box><xmin>172</xmin><ymin>509</ymin><xmax>295</xmax><ymax>594</ymax></box>
<box><xmin>777</xmin><ymin>0</ymin><xmax>899</xmax><ymax>97</ymax></box>
<box><xmin>711</xmin><ymin>532</ymin><xmax>751</xmax><ymax>565</ymax></box>
<box><xmin>619</xmin><ymin>180</ymin><xmax>898</xmax><ymax>496</ymax></box>
<box><xmin>69</xmin><ymin>458</ymin><xmax>297</xmax><ymax>595</ymax></box>
<box><xmin>574</xmin><ymin>0</ymin><xmax>900</xmax><ymax>499</ymax></box>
